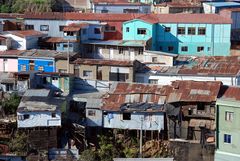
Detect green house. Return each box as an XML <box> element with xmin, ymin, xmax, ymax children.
<box><xmin>215</xmin><ymin>86</ymin><xmax>240</xmax><ymax>161</ymax></box>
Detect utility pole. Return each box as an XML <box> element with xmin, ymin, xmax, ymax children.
<box><xmin>139</xmin><ymin>116</ymin><xmax>143</xmax><ymax>158</ymax></box>
<box><xmin>67</xmin><ymin>40</ymin><xmax>70</xmax><ymax>73</ymax></box>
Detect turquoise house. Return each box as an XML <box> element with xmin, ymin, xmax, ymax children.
<box><xmin>215</xmin><ymin>86</ymin><xmax>240</xmax><ymax>161</ymax></box>
<box><xmin>123</xmin><ymin>14</ymin><xmax>232</xmax><ymax>56</ymax></box>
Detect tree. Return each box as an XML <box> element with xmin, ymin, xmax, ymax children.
<box><xmin>0</xmin><ymin>4</ymin><xmax>11</xmax><ymax>13</ymax></box>
<box><xmin>2</xmin><ymin>94</ymin><xmax>21</xmax><ymax>115</ymax></box>
<box><xmin>80</xmin><ymin>149</ymin><xmax>98</xmax><ymax>161</ymax></box>
<box><xmin>9</xmin><ymin>131</ymin><xmax>28</xmax><ymax>155</ymax></box>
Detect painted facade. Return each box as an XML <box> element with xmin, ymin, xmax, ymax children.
<box><xmin>215</xmin><ymin>99</ymin><xmax>240</xmax><ymax>161</ymax></box>
<box><xmin>0</xmin><ymin>58</ymin><xmax>18</xmax><ymax>72</ymax></box>
<box><xmin>123</xmin><ymin>18</ymin><xmax>231</xmax><ymax>56</ymax></box>
<box><xmin>18</xmin><ymin>58</ymin><xmax>55</xmax><ymax>72</ymax></box>
<box><xmin>103</xmin><ymin>112</ymin><xmax>164</xmax><ymax>130</ymax></box>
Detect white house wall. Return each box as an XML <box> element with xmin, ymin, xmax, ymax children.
<box><xmin>24</xmin><ymin>19</ymin><xmax>99</xmax><ymax>37</ymax></box>
<box><xmin>136</xmin><ymin>73</ymin><xmax>239</xmax><ymax>86</ymax></box>
<box><xmin>4</xmin><ymin>34</ymin><xmax>26</xmax><ymax>50</ymax></box>
<box><xmin>17</xmin><ymin>111</ymin><xmax>61</xmax><ymax>128</ymax></box>
<box><xmin>103</xmin><ymin>112</ymin><xmax>164</xmax><ymax>130</ymax></box>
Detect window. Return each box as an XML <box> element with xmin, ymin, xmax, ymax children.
<box><xmin>208</xmin><ymin>47</ymin><xmax>211</xmax><ymax>51</ymax></box>
<box><xmin>122</xmin><ymin>113</ymin><xmax>131</xmax><ymax>120</ymax></box>
<box><xmin>21</xmin><ymin>65</ymin><xmax>26</xmax><ymax>71</ymax></box>
<box><xmin>149</xmin><ymin>79</ymin><xmax>158</xmax><ymax>84</ymax></box>
<box><xmin>65</xmin><ymin>31</ymin><xmax>75</xmax><ymax>36</ymax></box>
<box><xmin>59</xmin><ymin>25</ymin><xmax>65</xmax><ymax>31</ymax></box>
<box><xmin>181</xmin><ymin>46</ymin><xmax>188</xmax><ymax>52</ymax></box>
<box><xmin>197</xmin><ymin>46</ymin><xmax>204</xmax><ymax>52</ymax></box>
<box><xmin>152</xmin><ymin>57</ymin><xmax>157</xmax><ymax>63</ymax></box>
<box><xmin>83</xmin><ymin>70</ymin><xmax>93</xmax><ymax>77</ymax></box>
<box><xmin>56</xmin><ymin>43</ymin><xmax>60</xmax><ymax>48</ymax></box>
<box><xmin>168</xmin><ymin>46</ymin><xmax>174</xmax><ymax>52</ymax></box>
<box><xmin>101</xmin><ymin>9</ymin><xmax>108</xmax><ymax>13</ymax></box>
<box><xmin>105</xmin><ymin>26</ymin><xmax>116</xmax><ymax>32</ymax></box>
<box><xmin>188</xmin><ymin>27</ymin><xmax>196</xmax><ymax>35</ymax></box>
<box><xmin>48</xmin><ymin>62</ymin><xmax>53</xmax><ymax>66</ymax></box>
<box><xmin>94</xmin><ymin>28</ymin><xmax>101</xmax><ymax>34</ymax></box>
<box><xmin>40</xmin><ymin>25</ymin><xmax>49</xmax><ymax>31</ymax></box>
<box><xmin>88</xmin><ymin>110</ymin><xmax>96</xmax><ymax>116</ymax></box>
<box><xmin>59</xmin><ymin>69</ymin><xmax>67</xmax><ymax>73</ymax></box>
<box><xmin>82</xmin><ymin>29</ymin><xmax>87</xmax><ymax>35</ymax></box>
<box><xmin>38</xmin><ymin>66</ymin><xmax>44</xmax><ymax>71</ymax></box>
<box><xmin>224</xmin><ymin>134</ymin><xmax>231</xmax><ymax>144</ymax></box>
<box><xmin>225</xmin><ymin>111</ymin><xmax>234</xmax><ymax>122</ymax></box>
<box><xmin>24</xmin><ymin>114</ymin><xmax>30</xmax><ymax>120</ymax></box>
<box><xmin>177</xmin><ymin>27</ymin><xmax>185</xmax><ymax>35</ymax></box>
<box><xmin>137</xmin><ymin>28</ymin><xmax>146</xmax><ymax>35</ymax></box>
<box><xmin>165</xmin><ymin>27</ymin><xmax>171</xmax><ymax>32</ymax></box>
<box><xmin>52</xmin><ymin>113</ymin><xmax>56</xmax><ymax>118</ymax></box>
<box><xmin>198</xmin><ymin>27</ymin><xmax>206</xmax><ymax>35</ymax></box>
<box><xmin>126</xmin><ymin>27</ymin><xmax>129</xmax><ymax>32</ymax></box>
<box><xmin>138</xmin><ymin>48</ymin><xmax>143</xmax><ymax>55</ymax></box>
<box><xmin>119</xmin><ymin>48</ymin><xmax>124</xmax><ymax>54</ymax></box>
<box><xmin>159</xmin><ymin>46</ymin><xmax>163</xmax><ymax>51</ymax></box>
<box><xmin>25</xmin><ymin>25</ymin><xmax>34</xmax><ymax>30</ymax></box>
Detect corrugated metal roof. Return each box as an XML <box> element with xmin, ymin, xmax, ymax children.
<box><xmin>73</xmin><ymin>58</ymin><xmax>135</xmax><ymax>66</ymax></box>
<box><xmin>102</xmin><ymin>80</ymin><xmax>221</xmax><ymax>111</ymax></box>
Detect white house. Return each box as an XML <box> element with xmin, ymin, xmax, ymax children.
<box><xmin>91</xmin><ymin>0</ymin><xmax>151</xmax><ymax>13</ymax></box>
<box><xmin>2</xmin><ymin>30</ymin><xmax>46</xmax><ymax>50</ymax></box>
<box><xmin>17</xmin><ymin>89</ymin><xmax>64</xmax><ymax>128</ymax></box>
<box><xmin>0</xmin><ymin>35</ymin><xmax>11</xmax><ymax>51</ymax></box>
<box><xmin>136</xmin><ymin>58</ymin><xmax>240</xmax><ymax>86</ymax></box>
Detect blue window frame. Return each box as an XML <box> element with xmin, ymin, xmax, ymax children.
<box><xmin>224</xmin><ymin>134</ymin><xmax>231</xmax><ymax>143</ymax></box>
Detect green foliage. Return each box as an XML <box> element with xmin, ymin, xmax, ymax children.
<box><xmin>0</xmin><ymin>0</ymin><xmax>56</xmax><ymax>13</ymax></box>
<box><xmin>0</xmin><ymin>4</ymin><xmax>11</xmax><ymax>13</ymax></box>
<box><xmin>12</xmin><ymin>0</ymin><xmax>56</xmax><ymax>13</ymax></box>
<box><xmin>2</xmin><ymin>94</ymin><xmax>21</xmax><ymax>115</ymax></box>
<box><xmin>80</xmin><ymin>149</ymin><xmax>98</xmax><ymax>161</ymax></box>
<box><xmin>8</xmin><ymin>131</ymin><xmax>28</xmax><ymax>155</ymax></box>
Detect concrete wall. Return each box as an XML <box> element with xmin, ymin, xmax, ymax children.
<box><xmin>17</xmin><ymin>111</ymin><xmax>61</xmax><ymax>128</ymax></box>
<box><xmin>103</xmin><ymin>112</ymin><xmax>164</xmax><ymax>130</ymax></box>
<box><xmin>86</xmin><ymin>108</ymin><xmax>102</xmax><ymax>126</ymax></box>
<box><xmin>0</xmin><ymin>58</ymin><xmax>18</xmax><ymax>72</ymax></box>
<box><xmin>55</xmin><ymin>59</ymin><xmax>74</xmax><ymax>73</ymax></box>
<box><xmin>76</xmin><ymin>64</ymin><xmax>134</xmax><ymax>82</ymax></box>
<box><xmin>93</xmin><ymin>4</ymin><xmax>151</xmax><ymax>13</ymax></box>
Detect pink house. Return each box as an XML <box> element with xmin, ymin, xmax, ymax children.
<box><xmin>0</xmin><ymin>50</ymin><xmax>21</xmax><ymax>72</ymax></box>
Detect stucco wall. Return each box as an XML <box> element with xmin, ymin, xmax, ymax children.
<box><xmin>0</xmin><ymin>58</ymin><xmax>18</xmax><ymax>72</ymax></box>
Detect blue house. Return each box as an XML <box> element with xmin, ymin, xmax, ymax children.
<box><xmin>123</xmin><ymin>14</ymin><xmax>232</xmax><ymax>56</ymax></box>
<box><xmin>17</xmin><ymin>50</ymin><xmax>60</xmax><ymax>72</ymax></box>
<box><xmin>203</xmin><ymin>2</ymin><xmax>240</xmax><ymax>13</ymax></box>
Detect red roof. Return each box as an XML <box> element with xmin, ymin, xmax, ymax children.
<box><xmin>10</xmin><ymin>30</ymin><xmax>46</xmax><ymax>38</ymax></box>
<box><xmin>0</xmin><ymin>35</ymin><xmax>7</xmax><ymax>40</ymax></box>
<box><xmin>134</xmin><ymin>14</ymin><xmax>232</xmax><ymax>24</ymax></box>
<box><xmin>102</xmin><ymin>80</ymin><xmax>221</xmax><ymax>111</ymax></box>
<box><xmin>63</xmin><ymin>23</ymin><xmax>88</xmax><ymax>31</ymax></box>
<box><xmin>43</xmin><ymin>37</ymin><xmax>79</xmax><ymax>43</ymax></box>
<box><xmin>218</xmin><ymin>85</ymin><xmax>240</xmax><ymax>101</ymax></box>
<box><xmin>155</xmin><ymin>2</ymin><xmax>201</xmax><ymax>8</ymax></box>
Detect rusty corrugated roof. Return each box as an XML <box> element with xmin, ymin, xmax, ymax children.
<box><xmin>102</xmin><ymin>80</ymin><xmax>221</xmax><ymax>111</ymax></box>
<box><xmin>73</xmin><ymin>58</ymin><xmax>135</xmax><ymax>66</ymax></box>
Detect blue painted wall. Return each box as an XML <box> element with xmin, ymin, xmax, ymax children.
<box><xmin>56</xmin><ymin>42</ymin><xmax>79</xmax><ymax>52</ymax></box>
<box><xmin>18</xmin><ymin>58</ymin><xmax>55</xmax><ymax>72</ymax></box>
<box><xmin>123</xmin><ymin>19</ymin><xmax>231</xmax><ymax>56</ymax></box>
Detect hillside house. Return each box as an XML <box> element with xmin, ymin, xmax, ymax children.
<box><xmin>136</xmin><ymin>56</ymin><xmax>240</xmax><ymax>86</ymax></box>
<box><xmin>122</xmin><ymin>14</ymin><xmax>231</xmax><ymax>56</ymax></box>
<box><xmin>203</xmin><ymin>2</ymin><xmax>240</xmax><ymax>13</ymax></box>
<box><xmin>72</xmin><ymin>58</ymin><xmax>144</xmax><ymax>82</ymax></box>
<box><xmin>215</xmin><ymin>86</ymin><xmax>240</xmax><ymax>161</ymax></box>
<box><xmin>91</xmin><ymin>0</ymin><xmax>151</xmax><ymax>13</ymax></box>
<box><xmin>2</xmin><ymin>30</ymin><xmax>46</xmax><ymax>50</ymax></box>
<box><xmin>154</xmin><ymin>2</ymin><xmax>202</xmax><ymax>14</ymax></box>
<box><xmin>17</xmin><ymin>89</ymin><xmax>64</xmax><ymax>128</ymax></box>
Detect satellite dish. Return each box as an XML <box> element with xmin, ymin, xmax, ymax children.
<box><xmin>165</xmin><ymin>104</ymin><xmax>180</xmax><ymax>116</ymax></box>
